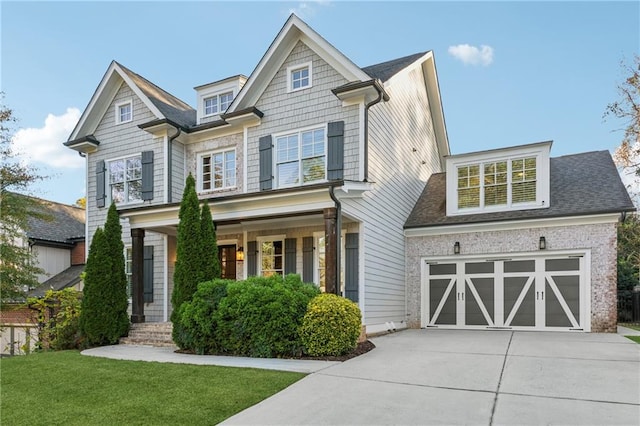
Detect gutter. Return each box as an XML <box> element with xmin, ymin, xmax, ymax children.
<box><xmin>167</xmin><ymin>126</ymin><xmax>182</xmax><ymax>203</ymax></box>
<box><xmin>329</xmin><ymin>184</ymin><xmax>342</xmax><ymax>296</ymax></box>
<box><xmin>363</xmin><ymin>80</ymin><xmax>387</xmax><ymax>182</ymax></box>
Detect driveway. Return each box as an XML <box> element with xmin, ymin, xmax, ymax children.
<box><xmin>222</xmin><ymin>329</ymin><xmax>640</xmax><ymax>425</ymax></box>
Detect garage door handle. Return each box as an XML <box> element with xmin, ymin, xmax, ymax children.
<box><xmin>537</xmin><ymin>291</ymin><xmax>545</xmax><ymax>300</ymax></box>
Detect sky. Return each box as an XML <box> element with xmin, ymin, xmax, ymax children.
<box><xmin>2</xmin><ymin>1</ymin><xmax>639</xmax><ymax>206</ymax></box>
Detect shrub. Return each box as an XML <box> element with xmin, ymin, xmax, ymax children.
<box><xmin>300</xmin><ymin>294</ymin><xmax>362</xmax><ymax>356</ymax></box>
<box><xmin>29</xmin><ymin>288</ymin><xmax>82</xmax><ymax>350</ymax></box>
<box><xmin>174</xmin><ymin>279</ymin><xmax>230</xmax><ymax>353</ymax></box>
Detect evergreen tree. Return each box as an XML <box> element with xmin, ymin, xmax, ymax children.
<box><xmin>200</xmin><ymin>200</ymin><xmax>221</xmax><ymax>280</ymax></box>
<box><xmin>171</xmin><ymin>174</ymin><xmax>202</xmax><ymax>320</ymax></box>
<box><xmin>103</xmin><ymin>203</ymin><xmax>130</xmax><ymax>338</ymax></box>
<box><xmin>79</xmin><ymin>228</ymin><xmax>113</xmax><ymax>346</ymax></box>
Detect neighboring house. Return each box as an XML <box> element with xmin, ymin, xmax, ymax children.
<box><xmin>63</xmin><ymin>14</ymin><xmax>632</xmax><ymax>334</ymax></box>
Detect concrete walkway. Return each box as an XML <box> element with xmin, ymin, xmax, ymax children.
<box><xmin>82</xmin><ymin>328</ymin><xmax>640</xmax><ymax>425</ymax></box>
<box><xmin>222</xmin><ymin>329</ymin><xmax>640</xmax><ymax>425</ymax></box>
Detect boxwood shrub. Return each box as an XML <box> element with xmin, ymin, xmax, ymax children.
<box><xmin>177</xmin><ymin>274</ymin><xmax>319</xmax><ymax>358</ymax></box>
<box><xmin>300</xmin><ymin>293</ymin><xmax>362</xmax><ymax>356</ymax></box>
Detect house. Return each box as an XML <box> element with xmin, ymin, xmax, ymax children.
<box><xmin>0</xmin><ymin>196</ymin><xmax>85</xmax><ymax>354</ymax></box>
<box><xmin>63</xmin><ymin>14</ymin><xmax>632</xmax><ymax>334</ymax></box>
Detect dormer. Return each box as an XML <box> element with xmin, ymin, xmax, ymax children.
<box><xmin>445</xmin><ymin>141</ymin><xmax>551</xmax><ymax>216</ymax></box>
<box><xmin>195</xmin><ymin>75</ymin><xmax>248</xmax><ymax>125</ymax></box>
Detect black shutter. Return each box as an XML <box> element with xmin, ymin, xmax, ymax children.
<box><xmin>345</xmin><ymin>233</ymin><xmax>359</xmax><ymax>302</ymax></box>
<box><xmin>143</xmin><ymin>246</ymin><xmax>154</xmax><ymax>303</ymax></box>
<box><xmin>259</xmin><ymin>135</ymin><xmax>273</xmax><ymax>191</ymax></box>
<box><xmin>284</xmin><ymin>238</ymin><xmax>296</xmax><ymax>275</ymax></box>
<box><xmin>96</xmin><ymin>160</ymin><xmax>106</xmax><ymax>208</ymax></box>
<box><xmin>141</xmin><ymin>151</ymin><xmax>154</xmax><ymax>201</ymax></box>
<box><xmin>247</xmin><ymin>241</ymin><xmax>257</xmax><ymax>277</ymax></box>
<box><xmin>302</xmin><ymin>237</ymin><xmax>314</xmax><ymax>283</ymax></box>
<box><xmin>327</xmin><ymin>121</ymin><xmax>344</xmax><ymax>180</ymax></box>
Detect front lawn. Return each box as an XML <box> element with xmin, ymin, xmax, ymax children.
<box><xmin>625</xmin><ymin>335</ymin><xmax>640</xmax><ymax>344</ymax></box>
<box><xmin>1</xmin><ymin>351</ymin><xmax>304</xmax><ymax>425</ymax></box>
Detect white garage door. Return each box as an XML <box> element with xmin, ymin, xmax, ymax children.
<box><xmin>422</xmin><ymin>253</ymin><xmax>588</xmax><ymax>331</ymax></box>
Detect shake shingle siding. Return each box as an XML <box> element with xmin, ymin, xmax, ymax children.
<box><xmin>342</xmin><ymin>64</ymin><xmax>442</xmax><ymax>326</ymax></box>
<box><xmin>247</xmin><ymin>41</ymin><xmax>360</xmax><ymax>192</ymax></box>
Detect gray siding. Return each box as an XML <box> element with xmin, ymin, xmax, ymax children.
<box><xmin>342</xmin><ymin>65</ymin><xmax>442</xmax><ymax>328</ymax></box>
<box><xmin>247</xmin><ymin>41</ymin><xmax>360</xmax><ymax>192</ymax></box>
<box><xmin>33</xmin><ymin>246</ymin><xmax>71</xmax><ymax>283</ymax></box>
<box><xmin>86</xmin><ymin>81</ymin><xmax>167</xmax><ymax>322</ymax></box>
<box><xmin>171</xmin><ymin>140</ymin><xmax>185</xmax><ymax>202</ymax></box>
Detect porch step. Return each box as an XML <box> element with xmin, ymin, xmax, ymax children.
<box><xmin>120</xmin><ymin>322</ymin><xmax>176</xmax><ymax>348</ymax></box>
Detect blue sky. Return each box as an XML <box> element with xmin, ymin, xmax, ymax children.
<box><xmin>2</xmin><ymin>1</ymin><xmax>638</xmax><ymax>205</ymax></box>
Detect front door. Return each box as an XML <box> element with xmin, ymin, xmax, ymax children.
<box><xmin>218</xmin><ymin>245</ymin><xmax>237</xmax><ymax>280</ymax></box>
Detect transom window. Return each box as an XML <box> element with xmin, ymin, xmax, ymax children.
<box><xmin>457</xmin><ymin>157</ymin><xmax>537</xmax><ymax>209</ymax></box>
<box><xmin>203</xmin><ymin>91</ymin><xmax>233</xmax><ymax>116</ymax></box>
<box><xmin>287</xmin><ymin>62</ymin><xmax>312</xmax><ymax>92</ymax></box>
<box><xmin>116</xmin><ymin>100</ymin><xmax>133</xmax><ymax>124</ymax></box>
<box><xmin>259</xmin><ymin>238</ymin><xmax>284</xmax><ymax>277</ymax></box>
<box><xmin>275</xmin><ymin>127</ymin><xmax>326</xmax><ymax>188</ymax></box>
<box><xmin>109</xmin><ymin>155</ymin><xmax>142</xmax><ymax>204</ymax></box>
<box><xmin>199</xmin><ymin>149</ymin><xmax>236</xmax><ymax>192</ymax></box>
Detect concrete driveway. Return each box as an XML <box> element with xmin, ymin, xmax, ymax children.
<box><xmin>222</xmin><ymin>329</ymin><xmax>640</xmax><ymax>425</ymax></box>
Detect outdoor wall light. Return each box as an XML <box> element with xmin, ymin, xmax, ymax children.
<box><xmin>539</xmin><ymin>236</ymin><xmax>546</xmax><ymax>250</ymax></box>
<box><xmin>454</xmin><ymin>241</ymin><xmax>460</xmax><ymax>255</ymax></box>
<box><xmin>236</xmin><ymin>247</ymin><xmax>245</xmax><ymax>262</ymax></box>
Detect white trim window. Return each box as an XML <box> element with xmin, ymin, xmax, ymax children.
<box><xmin>115</xmin><ymin>100</ymin><xmax>133</xmax><ymax>124</ymax></box>
<box><xmin>275</xmin><ymin>126</ymin><xmax>326</xmax><ymax>188</ymax></box>
<box><xmin>108</xmin><ymin>154</ymin><xmax>142</xmax><ymax>204</ymax></box>
<box><xmin>313</xmin><ymin>232</ymin><xmax>326</xmax><ymax>292</ymax></box>
<box><xmin>125</xmin><ymin>247</ymin><xmax>133</xmax><ymax>299</ymax></box>
<box><xmin>203</xmin><ymin>91</ymin><xmax>233</xmax><ymax>116</ymax></box>
<box><xmin>287</xmin><ymin>62</ymin><xmax>312</xmax><ymax>92</ymax></box>
<box><xmin>258</xmin><ymin>236</ymin><xmax>285</xmax><ymax>277</ymax></box>
<box><xmin>198</xmin><ymin>149</ymin><xmax>236</xmax><ymax>192</ymax></box>
<box><xmin>446</xmin><ymin>142</ymin><xmax>550</xmax><ymax>216</ymax></box>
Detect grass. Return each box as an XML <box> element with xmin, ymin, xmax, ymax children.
<box><xmin>1</xmin><ymin>351</ymin><xmax>305</xmax><ymax>425</ymax></box>
<box><xmin>625</xmin><ymin>335</ymin><xmax>640</xmax><ymax>344</ymax></box>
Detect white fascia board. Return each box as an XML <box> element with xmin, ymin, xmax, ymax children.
<box><xmin>113</xmin><ymin>65</ymin><xmax>164</xmax><ymax>119</ymax></box>
<box><xmin>229</xmin><ymin>14</ymin><xmax>369</xmax><ymax>111</ymax></box>
<box><xmin>404</xmin><ymin>213</ymin><xmax>622</xmax><ymax>237</ymax></box>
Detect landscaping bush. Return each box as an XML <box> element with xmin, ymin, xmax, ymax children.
<box><xmin>28</xmin><ymin>288</ymin><xmax>82</xmax><ymax>350</ymax></box>
<box><xmin>176</xmin><ymin>274</ymin><xmax>318</xmax><ymax>357</ymax></box>
<box><xmin>174</xmin><ymin>279</ymin><xmax>230</xmax><ymax>354</ymax></box>
<box><xmin>300</xmin><ymin>293</ymin><xmax>362</xmax><ymax>356</ymax></box>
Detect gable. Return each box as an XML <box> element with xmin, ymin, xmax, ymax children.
<box><xmin>229</xmin><ymin>14</ymin><xmax>370</xmax><ymax>112</ymax></box>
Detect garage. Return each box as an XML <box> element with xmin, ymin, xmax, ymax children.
<box><xmin>421</xmin><ymin>251</ymin><xmax>589</xmax><ymax>331</ymax></box>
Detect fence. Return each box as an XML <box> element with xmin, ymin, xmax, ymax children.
<box><xmin>0</xmin><ymin>324</ymin><xmax>39</xmax><ymax>356</ymax></box>
<box><xmin>618</xmin><ymin>288</ymin><xmax>640</xmax><ymax>326</ymax></box>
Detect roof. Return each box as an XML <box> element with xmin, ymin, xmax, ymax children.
<box><xmin>29</xmin><ymin>265</ymin><xmax>84</xmax><ymax>297</ymax></box>
<box><xmin>26</xmin><ymin>198</ymin><xmax>85</xmax><ymax>244</ymax></box>
<box><xmin>405</xmin><ymin>150</ymin><xmax>636</xmax><ymax>228</ymax></box>
<box><xmin>362</xmin><ymin>51</ymin><xmax>429</xmax><ymax>82</ymax></box>
<box><xmin>117</xmin><ymin>62</ymin><xmax>197</xmax><ymax>129</ymax></box>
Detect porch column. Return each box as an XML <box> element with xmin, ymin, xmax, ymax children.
<box><xmin>131</xmin><ymin>228</ymin><xmax>145</xmax><ymax>323</ymax></box>
<box><xmin>324</xmin><ymin>207</ymin><xmax>338</xmax><ymax>295</ymax></box>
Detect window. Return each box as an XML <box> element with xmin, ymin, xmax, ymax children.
<box><xmin>203</xmin><ymin>91</ymin><xmax>233</xmax><ymax>116</ymax></box>
<box><xmin>456</xmin><ymin>156</ymin><xmax>538</xmax><ymax>210</ymax></box>
<box><xmin>218</xmin><ymin>245</ymin><xmax>237</xmax><ymax>279</ymax></box>
<box><xmin>199</xmin><ymin>149</ymin><xmax>236</xmax><ymax>191</ymax></box>
<box><xmin>115</xmin><ymin>100</ymin><xmax>133</xmax><ymax>124</ymax></box>
<box><xmin>259</xmin><ymin>238</ymin><xmax>284</xmax><ymax>277</ymax></box>
<box><xmin>275</xmin><ymin>127</ymin><xmax>326</xmax><ymax>187</ymax></box>
<box><xmin>287</xmin><ymin>62</ymin><xmax>312</xmax><ymax>92</ymax></box>
<box><xmin>109</xmin><ymin>155</ymin><xmax>142</xmax><ymax>204</ymax></box>
<box><xmin>314</xmin><ymin>233</ymin><xmax>326</xmax><ymax>292</ymax></box>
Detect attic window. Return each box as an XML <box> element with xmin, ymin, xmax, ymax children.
<box><xmin>116</xmin><ymin>100</ymin><xmax>133</xmax><ymax>124</ymax></box>
<box><xmin>287</xmin><ymin>62</ymin><xmax>312</xmax><ymax>92</ymax></box>
<box><xmin>445</xmin><ymin>142</ymin><xmax>550</xmax><ymax>216</ymax></box>
<box><xmin>204</xmin><ymin>91</ymin><xmax>233</xmax><ymax>116</ymax></box>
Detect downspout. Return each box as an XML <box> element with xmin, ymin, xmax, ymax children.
<box><xmin>329</xmin><ymin>184</ymin><xmax>342</xmax><ymax>296</ymax></box>
<box><xmin>167</xmin><ymin>127</ymin><xmax>181</xmax><ymax>203</ymax></box>
<box><xmin>363</xmin><ymin>80</ymin><xmax>387</xmax><ymax>182</ymax></box>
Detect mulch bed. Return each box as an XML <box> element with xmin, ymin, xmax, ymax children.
<box><xmin>175</xmin><ymin>340</ymin><xmax>376</xmax><ymax>361</ymax></box>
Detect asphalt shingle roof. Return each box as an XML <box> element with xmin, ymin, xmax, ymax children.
<box><xmin>405</xmin><ymin>150</ymin><xmax>636</xmax><ymax>229</ymax></box>
<box><xmin>118</xmin><ymin>62</ymin><xmax>197</xmax><ymax>129</ymax></box>
<box><xmin>26</xmin><ymin>199</ymin><xmax>85</xmax><ymax>243</ymax></box>
<box><xmin>29</xmin><ymin>265</ymin><xmax>84</xmax><ymax>297</ymax></box>
<box><xmin>362</xmin><ymin>51</ymin><xmax>428</xmax><ymax>82</ymax></box>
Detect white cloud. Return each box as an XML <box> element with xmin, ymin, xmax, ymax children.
<box><xmin>12</xmin><ymin>108</ymin><xmax>83</xmax><ymax>169</ymax></box>
<box><xmin>448</xmin><ymin>44</ymin><xmax>494</xmax><ymax>66</ymax></box>
<box><xmin>288</xmin><ymin>1</ymin><xmax>330</xmax><ymax>19</ymax></box>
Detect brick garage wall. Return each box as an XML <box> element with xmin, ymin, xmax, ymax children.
<box><xmin>406</xmin><ymin>222</ymin><xmax>618</xmax><ymax>332</ymax></box>
<box><xmin>71</xmin><ymin>241</ymin><xmax>86</xmax><ymax>265</ymax></box>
